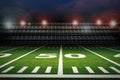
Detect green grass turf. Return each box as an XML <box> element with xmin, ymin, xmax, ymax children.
<box><xmin>87</xmin><ymin>47</ymin><xmax>120</xmax><ymax>64</ymax></box>
<box><xmin>0</xmin><ymin>47</ymin><xmax>35</xmax><ymax>65</ymax></box>
<box><xmin>63</xmin><ymin>46</ymin><xmax>120</xmax><ymax>74</ymax></box>
<box><xmin>0</xmin><ymin>46</ymin><xmax>120</xmax><ymax>76</ymax></box>
<box><xmin>0</xmin><ymin>46</ymin><xmax>13</xmax><ymax>51</ymax></box>
<box><xmin>0</xmin><ymin>46</ymin><xmax>60</xmax><ymax>74</ymax></box>
<box><xmin>109</xmin><ymin>46</ymin><xmax>120</xmax><ymax>50</ymax></box>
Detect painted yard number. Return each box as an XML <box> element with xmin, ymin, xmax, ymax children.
<box><xmin>36</xmin><ymin>53</ymin><xmax>86</xmax><ymax>58</ymax></box>
<box><xmin>114</xmin><ymin>54</ymin><xmax>120</xmax><ymax>58</ymax></box>
<box><xmin>0</xmin><ymin>53</ymin><xmax>12</xmax><ymax>58</ymax></box>
<box><xmin>36</xmin><ymin>54</ymin><xmax>57</xmax><ymax>58</ymax></box>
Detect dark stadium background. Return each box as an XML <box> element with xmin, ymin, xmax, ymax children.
<box><xmin>0</xmin><ymin>1</ymin><xmax>120</xmax><ymax>80</ymax></box>
<box><xmin>0</xmin><ymin>0</ymin><xmax>120</xmax><ymax>45</ymax></box>
<box><xmin>0</xmin><ymin>0</ymin><xmax>120</xmax><ymax>22</ymax></box>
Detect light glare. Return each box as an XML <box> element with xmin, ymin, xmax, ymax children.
<box><xmin>110</xmin><ymin>20</ymin><xmax>117</xmax><ymax>28</ymax></box>
<box><xmin>72</xmin><ymin>20</ymin><xmax>78</xmax><ymax>26</ymax></box>
<box><xmin>96</xmin><ymin>19</ymin><xmax>102</xmax><ymax>25</ymax></box>
<box><xmin>42</xmin><ymin>20</ymin><xmax>47</xmax><ymax>26</ymax></box>
<box><xmin>4</xmin><ymin>20</ymin><xmax>14</xmax><ymax>29</ymax></box>
<box><xmin>20</xmin><ymin>21</ymin><xmax>26</xmax><ymax>26</ymax></box>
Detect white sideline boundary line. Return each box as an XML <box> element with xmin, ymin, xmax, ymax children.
<box><xmin>103</xmin><ymin>47</ymin><xmax>120</xmax><ymax>52</ymax></box>
<box><xmin>0</xmin><ymin>46</ymin><xmax>120</xmax><ymax>78</ymax></box>
<box><xmin>82</xmin><ymin>47</ymin><xmax>120</xmax><ymax>67</ymax></box>
<box><xmin>0</xmin><ymin>47</ymin><xmax>41</xmax><ymax>69</ymax></box>
<box><xmin>0</xmin><ymin>48</ymin><xmax>17</xmax><ymax>53</ymax></box>
<box><xmin>0</xmin><ymin>74</ymin><xmax>120</xmax><ymax>78</ymax></box>
<box><xmin>58</xmin><ymin>45</ymin><xmax>63</xmax><ymax>76</ymax></box>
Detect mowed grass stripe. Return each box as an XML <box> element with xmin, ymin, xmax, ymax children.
<box><xmin>0</xmin><ymin>47</ymin><xmax>41</xmax><ymax>69</ymax></box>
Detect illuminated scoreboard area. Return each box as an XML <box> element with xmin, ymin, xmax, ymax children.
<box><xmin>0</xmin><ymin>20</ymin><xmax>120</xmax><ymax>45</ymax></box>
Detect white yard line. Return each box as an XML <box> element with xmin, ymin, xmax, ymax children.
<box><xmin>31</xmin><ymin>66</ymin><xmax>40</xmax><ymax>73</ymax></box>
<box><xmin>0</xmin><ymin>48</ymin><xmax>17</xmax><ymax>53</ymax></box>
<box><xmin>85</xmin><ymin>66</ymin><xmax>95</xmax><ymax>73</ymax></box>
<box><xmin>110</xmin><ymin>67</ymin><xmax>120</xmax><ymax>73</ymax></box>
<box><xmin>0</xmin><ymin>46</ymin><xmax>120</xmax><ymax>78</ymax></box>
<box><xmin>58</xmin><ymin>45</ymin><xmax>63</xmax><ymax>76</ymax></box>
<box><xmin>17</xmin><ymin>66</ymin><xmax>28</xmax><ymax>73</ymax></box>
<box><xmin>82</xmin><ymin>47</ymin><xmax>120</xmax><ymax>67</ymax></box>
<box><xmin>72</xmin><ymin>66</ymin><xmax>79</xmax><ymax>73</ymax></box>
<box><xmin>45</xmin><ymin>66</ymin><xmax>52</xmax><ymax>73</ymax></box>
<box><xmin>0</xmin><ymin>74</ymin><xmax>120</xmax><ymax>78</ymax></box>
<box><xmin>1</xmin><ymin>66</ymin><xmax>15</xmax><ymax>73</ymax></box>
<box><xmin>103</xmin><ymin>47</ymin><xmax>120</xmax><ymax>52</ymax></box>
<box><xmin>98</xmin><ymin>67</ymin><xmax>109</xmax><ymax>73</ymax></box>
<box><xmin>0</xmin><ymin>47</ymin><xmax>41</xmax><ymax>69</ymax></box>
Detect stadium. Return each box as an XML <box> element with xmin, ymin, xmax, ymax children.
<box><xmin>0</xmin><ymin>0</ymin><xmax>120</xmax><ymax>80</ymax></box>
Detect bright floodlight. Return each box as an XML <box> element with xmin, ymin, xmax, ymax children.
<box><xmin>110</xmin><ymin>20</ymin><xmax>117</xmax><ymax>28</ymax></box>
<box><xmin>72</xmin><ymin>20</ymin><xmax>78</xmax><ymax>26</ymax></box>
<box><xmin>42</xmin><ymin>20</ymin><xmax>47</xmax><ymax>26</ymax></box>
<box><xmin>20</xmin><ymin>20</ymin><xmax>26</xmax><ymax>26</ymax></box>
<box><xmin>4</xmin><ymin>20</ymin><xmax>14</xmax><ymax>29</ymax></box>
<box><xmin>96</xmin><ymin>19</ymin><xmax>102</xmax><ymax>25</ymax></box>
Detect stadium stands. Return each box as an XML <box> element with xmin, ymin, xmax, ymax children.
<box><xmin>0</xmin><ymin>23</ymin><xmax>120</xmax><ymax>45</ymax></box>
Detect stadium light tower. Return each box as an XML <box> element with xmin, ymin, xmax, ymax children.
<box><xmin>42</xmin><ymin>20</ymin><xmax>47</xmax><ymax>26</ymax></box>
<box><xmin>20</xmin><ymin>20</ymin><xmax>26</xmax><ymax>26</ymax></box>
<box><xmin>72</xmin><ymin>20</ymin><xmax>79</xmax><ymax>26</ymax></box>
<box><xmin>109</xmin><ymin>20</ymin><xmax>117</xmax><ymax>28</ymax></box>
<box><xmin>96</xmin><ymin>19</ymin><xmax>102</xmax><ymax>25</ymax></box>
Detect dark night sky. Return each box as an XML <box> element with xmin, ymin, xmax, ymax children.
<box><xmin>0</xmin><ymin>0</ymin><xmax>120</xmax><ymax>21</ymax></box>
<box><xmin>0</xmin><ymin>0</ymin><xmax>120</xmax><ymax>14</ymax></box>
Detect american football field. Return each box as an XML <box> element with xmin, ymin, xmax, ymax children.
<box><xmin>0</xmin><ymin>45</ymin><xmax>120</xmax><ymax>79</ymax></box>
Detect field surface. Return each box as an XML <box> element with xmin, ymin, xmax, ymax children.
<box><xmin>0</xmin><ymin>45</ymin><xmax>120</xmax><ymax>79</ymax></box>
